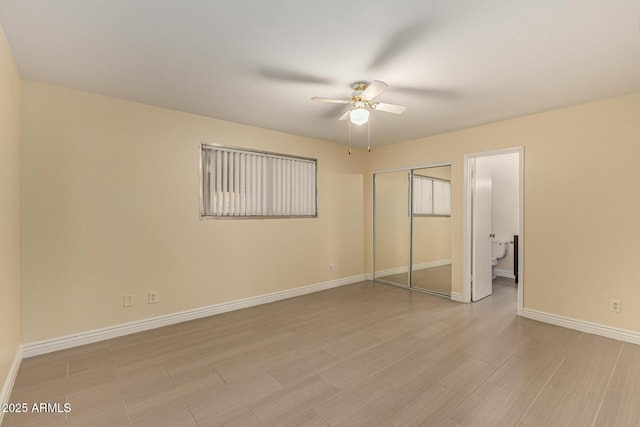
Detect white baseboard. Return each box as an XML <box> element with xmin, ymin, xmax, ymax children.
<box><xmin>23</xmin><ymin>274</ymin><xmax>366</xmax><ymax>358</ymax></box>
<box><xmin>450</xmin><ymin>292</ymin><xmax>467</xmax><ymax>303</ymax></box>
<box><xmin>0</xmin><ymin>346</ymin><xmax>23</xmax><ymax>425</ymax></box>
<box><xmin>521</xmin><ymin>308</ymin><xmax>640</xmax><ymax>346</ymax></box>
<box><xmin>375</xmin><ymin>259</ymin><xmax>452</xmax><ymax>278</ymax></box>
<box><xmin>494</xmin><ymin>269</ymin><xmax>515</xmax><ymax>279</ymax></box>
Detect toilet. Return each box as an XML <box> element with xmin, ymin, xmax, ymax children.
<box><xmin>491</xmin><ymin>239</ymin><xmax>509</xmax><ymax>279</ymax></box>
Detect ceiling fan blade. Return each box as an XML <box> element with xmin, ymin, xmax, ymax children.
<box><xmin>362</xmin><ymin>80</ymin><xmax>388</xmax><ymax>100</ymax></box>
<box><xmin>311</xmin><ymin>97</ymin><xmax>350</xmax><ymax>104</ymax></box>
<box><xmin>338</xmin><ymin>109</ymin><xmax>351</xmax><ymax>121</ymax></box>
<box><xmin>368</xmin><ymin>23</ymin><xmax>429</xmax><ymax>70</ymax></box>
<box><xmin>259</xmin><ymin>68</ymin><xmax>334</xmax><ymax>85</ymax></box>
<box><xmin>320</xmin><ymin>104</ymin><xmax>349</xmax><ymax>119</ymax></box>
<box><xmin>372</xmin><ymin>102</ymin><xmax>406</xmax><ymax>114</ymax></box>
<box><xmin>393</xmin><ymin>86</ymin><xmax>459</xmax><ymax>99</ymax></box>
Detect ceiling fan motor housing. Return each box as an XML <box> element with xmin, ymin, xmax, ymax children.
<box><xmin>351</xmin><ymin>82</ymin><xmax>368</xmax><ymax>102</ymax></box>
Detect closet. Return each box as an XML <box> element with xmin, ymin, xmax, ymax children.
<box><xmin>373</xmin><ymin>164</ymin><xmax>452</xmax><ymax>296</ymax></box>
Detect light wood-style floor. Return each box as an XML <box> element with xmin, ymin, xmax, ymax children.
<box><xmin>4</xmin><ymin>281</ymin><xmax>639</xmax><ymax>427</ymax></box>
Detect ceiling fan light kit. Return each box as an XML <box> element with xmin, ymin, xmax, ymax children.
<box><xmin>349</xmin><ymin>102</ymin><xmax>369</xmax><ymax>126</ymax></box>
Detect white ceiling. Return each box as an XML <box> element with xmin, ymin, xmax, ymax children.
<box><xmin>2</xmin><ymin>1</ymin><xmax>640</xmax><ymax>146</ymax></box>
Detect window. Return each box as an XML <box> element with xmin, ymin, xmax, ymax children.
<box><xmin>413</xmin><ymin>175</ymin><xmax>451</xmax><ymax>216</ymax></box>
<box><xmin>200</xmin><ymin>144</ymin><xmax>317</xmax><ymax>218</ymax></box>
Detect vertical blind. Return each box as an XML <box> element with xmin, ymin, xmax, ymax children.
<box><xmin>201</xmin><ymin>145</ymin><xmax>317</xmax><ymax>217</ymax></box>
<box><xmin>413</xmin><ymin>175</ymin><xmax>451</xmax><ymax>216</ymax></box>
<box><xmin>413</xmin><ymin>175</ymin><xmax>433</xmax><ymax>215</ymax></box>
<box><xmin>433</xmin><ymin>179</ymin><xmax>451</xmax><ymax>215</ymax></box>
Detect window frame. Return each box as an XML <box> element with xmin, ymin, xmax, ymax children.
<box><xmin>199</xmin><ymin>143</ymin><xmax>318</xmax><ymax>220</ymax></box>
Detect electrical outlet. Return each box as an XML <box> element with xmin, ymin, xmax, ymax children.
<box><xmin>329</xmin><ymin>264</ymin><xmax>334</xmax><ymax>272</ymax></box>
<box><xmin>610</xmin><ymin>299</ymin><xmax>621</xmax><ymax>313</ymax></box>
<box><xmin>148</xmin><ymin>290</ymin><xmax>159</xmax><ymax>304</ymax></box>
<box><xmin>123</xmin><ymin>295</ymin><xmax>133</xmax><ymax>308</ymax></box>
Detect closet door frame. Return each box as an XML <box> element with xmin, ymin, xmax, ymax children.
<box><xmin>372</xmin><ymin>161</ymin><xmax>452</xmax><ymax>294</ymax></box>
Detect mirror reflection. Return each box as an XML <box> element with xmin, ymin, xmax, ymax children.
<box><xmin>411</xmin><ymin>166</ymin><xmax>452</xmax><ymax>295</ymax></box>
<box><xmin>373</xmin><ymin>165</ymin><xmax>452</xmax><ymax>296</ymax></box>
<box><xmin>374</xmin><ymin>170</ymin><xmax>410</xmax><ymax>287</ymax></box>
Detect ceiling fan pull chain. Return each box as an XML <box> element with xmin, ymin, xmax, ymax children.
<box><xmin>367</xmin><ymin>118</ymin><xmax>371</xmax><ymax>152</ymax></box>
<box><xmin>348</xmin><ymin>120</ymin><xmax>352</xmax><ymax>155</ymax></box>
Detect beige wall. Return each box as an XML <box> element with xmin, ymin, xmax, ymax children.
<box><xmin>0</xmin><ymin>25</ymin><xmax>22</xmax><ymax>392</ymax></box>
<box><xmin>21</xmin><ymin>81</ymin><xmax>366</xmax><ymax>342</ymax></box>
<box><xmin>365</xmin><ymin>92</ymin><xmax>640</xmax><ymax>332</ymax></box>
<box><xmin>17</xmin><ymin>79</ymin><xmax>640</xmax><ymax>343</ymax></box>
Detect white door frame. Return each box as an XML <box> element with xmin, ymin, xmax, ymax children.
<box><xmin>462</xmin><ymin>146</ymin><xmax>524</xmax><ymax>314</ymax></box>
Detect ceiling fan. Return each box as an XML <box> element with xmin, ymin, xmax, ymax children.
<box><xmin>311</xmin><ymin>80</ymin><xmax>406</xmax><ymax>126</ymax></box>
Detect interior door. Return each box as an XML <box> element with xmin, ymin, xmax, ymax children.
<box><xmin>472</xmin><ymin>159</ymin><xmax>493</xmax><ymax>301</ymax></box>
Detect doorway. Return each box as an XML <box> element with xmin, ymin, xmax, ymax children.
<box><xmin>463</xmin><ymin>147</ymin><xmax>523</xmax><ymax>313</ymax></box>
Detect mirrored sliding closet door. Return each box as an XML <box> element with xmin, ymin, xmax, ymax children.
<box><xmin>373</xmin><ymin>165</ymin><xmax>452</xmax><ymax>296</ymax></box>
<box><xmin>373</xmin><ymin>170</ymin><xmax>410</xmax><ymax>288</ymax></box>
